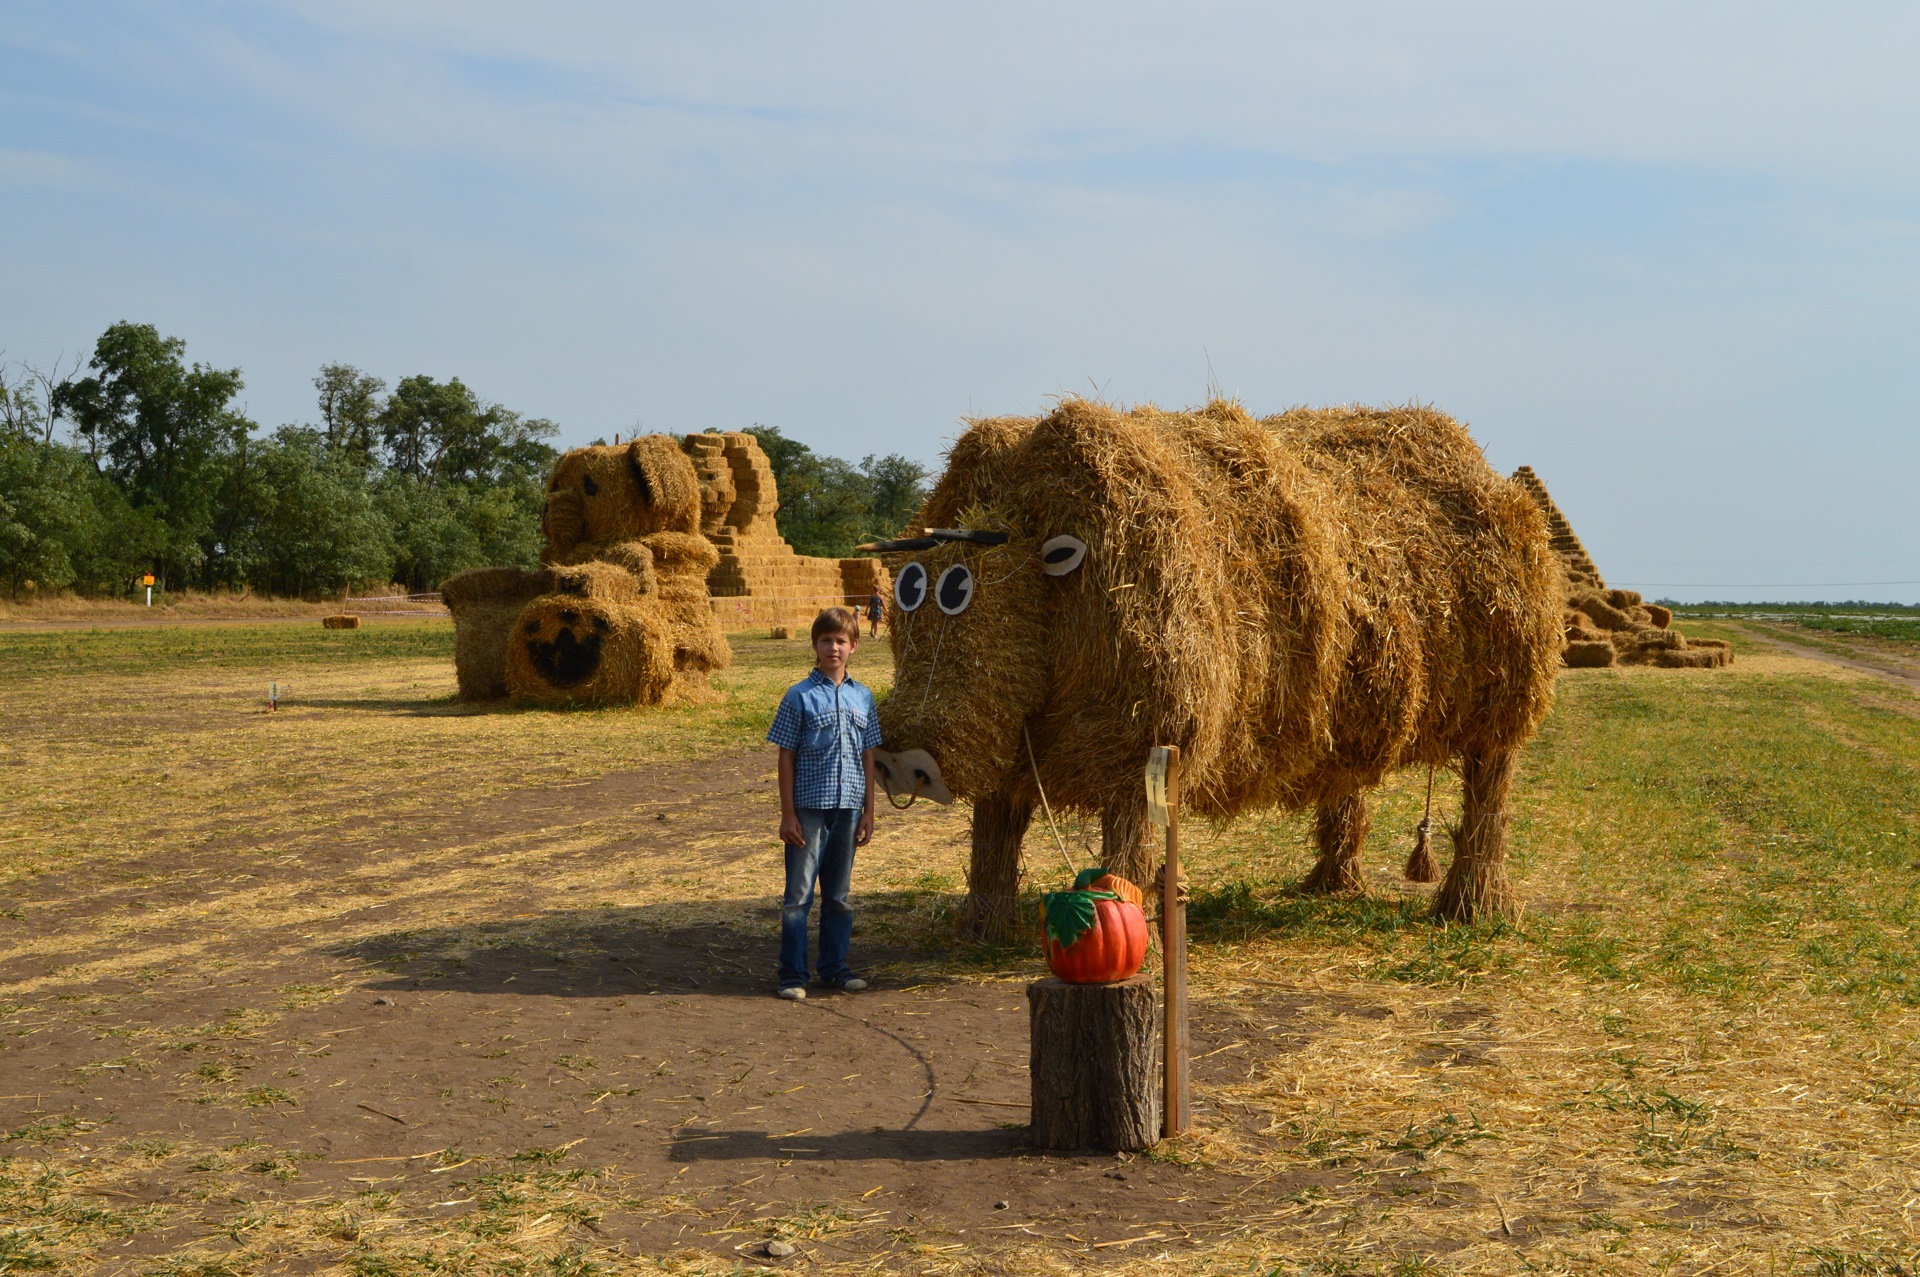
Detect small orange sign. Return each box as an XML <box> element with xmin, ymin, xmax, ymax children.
<box><xmin>141</xmin><ymin>574</ymin><xmax>156</xmax><ymax>586</ymax></box>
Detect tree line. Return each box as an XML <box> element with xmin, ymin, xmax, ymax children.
<box><xmin>0</xmin><ymin>322</ymin><xmax>929</xmax><ymax>600</ymax></box>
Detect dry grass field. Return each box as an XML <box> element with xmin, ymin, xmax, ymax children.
<box><xmin>3</xmin><ymin>619</ymin><xmax>1919</xmax><ymax>1275</ymax></box>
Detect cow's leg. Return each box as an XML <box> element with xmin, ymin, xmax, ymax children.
<box><xmin>1301</xmin><ymin>790</ymin><xmax>1370</xmax><ymax>894</ymax></box>
<box><xmin>1432</xmin><ymin>748</ymin><xmax>1521</xmax><ymax>923</ymax></box>
<box><xmin>1101</xmin><ymin>796</ymin><xmax>1155</xmax><ymax>887</ymax></box>
<box><xmin>962</xmin><ymin>791</ymin><xmax>1034</xmax><ymax>941</ymax></box>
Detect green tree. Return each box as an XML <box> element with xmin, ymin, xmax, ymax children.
<box><xmin>0</xmin><ymin>434</ymin><xmax>160</xmax><ymax>599</ymax></box>
<box><xmin>377</xmin><ymin>373</ymin><xmax>558</xmax><ymax>489</ymax></box>
<box><xmin>314</xmin><ymin>363</ymin><xmax>385</xmax><ymax>465</ymax></box>
<box><xmin>246</xmin><ymin>428</ymin><xmax>394</xmax><ymax>595</ymax></box>
<box><xmin>860</xmin><ymin>452</ymin><xmax>931</xmax><ymax>537</ymax></box>
<box><xmin>59</xmin><ymin>323</ymin><xmax>250</xmax><ymax>586</ymax></box>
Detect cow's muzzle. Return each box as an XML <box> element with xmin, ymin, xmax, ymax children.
<box><xmin>873</xmin><ymin>748</ymin><xmax>954</xmax><ymax>807</ymax></box>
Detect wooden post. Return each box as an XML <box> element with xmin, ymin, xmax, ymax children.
<box><xmin>1027</xmin><ymin>975</ymin><xmax>1159</xmax><ymax>1152</ymax></box>
<box><xmin>1159</xmin><ymin>745</ymin><xmax>1190</xmax><ymax>1137</ymax></box>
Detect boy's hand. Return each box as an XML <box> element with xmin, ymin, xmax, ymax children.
<box><xmin>779</xmin><ymin>812</ymin><xmax>805</xmax><ymax>848</ymax></box>
<box><xmin>856</xmin><ymin>809</ymin><xmax>874</xmax><ymax>846</ymax></box>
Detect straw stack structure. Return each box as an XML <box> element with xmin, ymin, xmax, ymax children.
<box><xmin>1511</xmin><ymin>466</ymin><xmax>1733</xmax><ymax>670</ymax></box>
<box><xmin>443</xmin><ymin>437</ymin><xmax>731</xmax><ymax>706</ymax></box>
<box><xmin>686</xmin><ymin>431</ymin><xmax>887</xmax><ymax>627</ymax></box>
<box><xmin>440</xmin><ymin>567</ymin><xmax>555</xmax><ymax>699</ymax></box>
<box><xmin>878</xmin><ymin>399</ymin><xmax>1562</xmax><ymax>934</ymax></box>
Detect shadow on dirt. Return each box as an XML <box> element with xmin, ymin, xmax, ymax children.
<box><xmin>330</xmin><ymin>897</ymin><xmax>967</xmax><ymax>999</ymax></box>
<box><xmin>668</xmin><ymin>1127</ymin><xmax>1025</xmax><ymax>1163</ymax></box>
<box><xmin>291</xmin><ymin>694</ymin><xmax>508</xmax><ymax>717</ymax></box>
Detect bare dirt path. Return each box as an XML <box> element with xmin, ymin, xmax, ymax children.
<box><xmin>1728</xmin><ymin>620</ymin><xmax>1920</xmax><ymax>691</ymax></box>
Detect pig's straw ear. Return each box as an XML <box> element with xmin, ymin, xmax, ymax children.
<box><xmin>1039</xmin><ymin>534</ymin><xmax>1087</xmax><ymax>576</ymax></box>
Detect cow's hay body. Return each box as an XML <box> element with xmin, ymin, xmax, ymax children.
<box><xmin>878</xmin><ymin>399</ymin><xmax>1562</xmax><ymax>932</ymax></box>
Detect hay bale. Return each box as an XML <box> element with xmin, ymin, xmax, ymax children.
<box><xmin>321</xmin><ymin>614</ymin><xmax>360</xmax><ymax>629</ymax></box>
<box><xmin>1515</xmin><ymin>470</ymin><xmax>1726</xmax><ymax>671</ymax></box>
<box><xmin>685</xmin><ymin>431</ymin><xmax>888</xmax><ymax>628</ymax></box>
<box><xmin>1574</xmin><ymin>591</ymin><xmax>1636</xmax><ymax>630</ymax></box>
<box><xmin>1563</xmin><ymin>639</ymin><xmax>1617</xmax><ymax>668</ymax></box>
<box><xmin>878</xmin><ymin>398</ymin><xmax>1562</xmax><ymax>931</ymax></box>
<box><xmin>505</xmin><ymin>590</ymin><xmax>676</xmax><ymax>705</ymax></box>
<box><xmin>769</xmin><ymin>624</ymin><xmax>792</xmax><ymax>639</ymax></box>
<box><xmin>541</xmin><ymin>437</ymin><xmax>731</xmax><ymax>685</ymax></box>
<box><xmin>441</xmin><ymin>566</ymin><xmax>556</xmax><ymax>700</ymax></box>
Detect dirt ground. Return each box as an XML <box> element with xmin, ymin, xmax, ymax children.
<box><xmin>6</xmin><ymin>624</ymin><xmax>1920</xmax><ymax>1274</ymax></box>
<box><xmin>0</xmin><ymin>745</ymin><xmax>1384</xmax><ymax>1267</ymax></box>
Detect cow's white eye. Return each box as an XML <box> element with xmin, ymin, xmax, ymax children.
<box><xmin>895</xmin><ymin>562</ymin><xmax>927</xmax><ymax>612</ymax></box>
<box><xmin>935</xmin><ymin>564</ymin><xmax>974</xmax><ymax>615</ymax></box>
<box><xmin>1039</xmin><ymin>534</ymin><xmax>1088</xmax><ymax>576</ymax></box>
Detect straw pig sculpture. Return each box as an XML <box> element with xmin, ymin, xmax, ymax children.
<box><xmin>441</xmin><ymin>436</ymin><xmax>730</xmax><ymax>704</ymax></box>
<box><xmin>870</xmin><ymin>399</ymin><xmax>1561</xmax><ymax>938</ymax></box>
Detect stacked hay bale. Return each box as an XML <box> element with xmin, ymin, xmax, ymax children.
<box><xmin>686</xmin><ymin>431</ymin><xmax>889</xmax><ymax>627</ymax></box>
<box><xmin>441</xmin><ymin>567</ymin><xmax>555</xmax><ymax>698</ymax></box>
<box><xmin>441</xmin><ymin>437</ymin><xmax>732</xmax><ymax>706</ymax></box>
<box><xmin>1511</xmin><ymin>466</ymin><xmax>1732</xmax><ymax>670</ymax></box>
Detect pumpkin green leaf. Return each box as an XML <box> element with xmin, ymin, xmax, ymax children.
<box><xmin>1043</xmin><ymin>889</ymin><xmax>1119</xmax><ymax>949</ymax></box>
<box><xmin>1071</xmin><ymin>866</ymin><xmax>1109</xmax><ymax>891</ymax></box>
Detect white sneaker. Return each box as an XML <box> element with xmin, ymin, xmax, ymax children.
<box><xmin>777</xmin><ymin>986</ymin><xmax>806</xmax><ymax>1001</ymax></box>
<box><xmin>837</xmin><ymin>977</ymin><xmax>868</xmax><ymax>992</ymax></box>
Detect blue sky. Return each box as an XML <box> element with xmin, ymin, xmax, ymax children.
<box><xmin>4</xmin><ymin>2</ymin><xmax>1916</xmax><ymax>601</ymax></box>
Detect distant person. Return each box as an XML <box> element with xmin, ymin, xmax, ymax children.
<box><xmin>765</xmin><ymin>607</ymin><xmax>881</xmax><ymax>1000</ymax></box>
<box><xmin>865</xmin><ymin>590</ymin><xmax>884</xmax><ymax>638</ymax></box>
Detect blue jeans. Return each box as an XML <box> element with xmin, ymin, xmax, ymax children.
<box><xmin>780</xmin><ymin>808</ymin><xmax>859</xmax><ymax>988</ymax></box>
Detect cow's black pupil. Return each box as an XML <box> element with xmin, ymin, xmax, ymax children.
<box><xmin>1044</xmin><ymin>546</ymin><xmax>1074</xmax><ymax>562</ymax></box>
<box><xmin>899</xmin><ymin>566</ymin><xmax>925</xmax><ymax>606</ymax></box>
<box><xmin>939</xmin><ymin>568</ymin><xmax>971</xmax><ymax>608</ymax></box>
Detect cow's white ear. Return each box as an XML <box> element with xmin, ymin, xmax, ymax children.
<box><xmin>1039</xmin><ymin>534</ymin><xmax>1088</xmax><ymax>576</ymax></box>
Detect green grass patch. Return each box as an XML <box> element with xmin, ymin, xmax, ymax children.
<box><xmin>0</xmin><ymin>619</ymin><xmax>455</xmax><ymax>677</ymax></box>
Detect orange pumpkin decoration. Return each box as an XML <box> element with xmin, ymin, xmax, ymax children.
<box><xmin>1074</xmin><ymin>866</ymin><xmax>1144</xmax><ymax>907</ymax></box>
<box><xmin>1042</xmin><ymin>888</ymin><xmax>1148</xmax><ymax>984</ymax></box>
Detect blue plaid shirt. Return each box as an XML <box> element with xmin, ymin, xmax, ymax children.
<box><xmin>767</xmin><ymin>669</ymin><xmax>883</xmax><ymax>811</ymax></box>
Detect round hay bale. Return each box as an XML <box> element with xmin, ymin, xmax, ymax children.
<box><xmin>321</xmin><ymin>614</ymin><xmax>360</xmax><ymax>630</ymax></box>
<box><xmin>769</xmin><ymin>625</ymin><xmax>793</xmax><ymax>639</ymax></box>
<box><xmin>505</xmin><ymin>592</ymin><xmax>675</xmax><ymax>706</ymax></box>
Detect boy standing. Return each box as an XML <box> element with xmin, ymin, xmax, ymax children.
<box><xmin>766</xmin><ymin>607</ymin><xmax>882</xmax><ymax>1000</ymax></box>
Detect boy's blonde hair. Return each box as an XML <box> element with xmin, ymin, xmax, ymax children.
<box><xmin>811</xmin><ymin>607</ymin><xmax>860</xmax><ymax>644</ymax></box>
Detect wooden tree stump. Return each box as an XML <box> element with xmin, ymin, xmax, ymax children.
<box><xmin>1027</xmin><ymin>975</ymin><xmax>1159</xmax><ymax>1152</ymax></box>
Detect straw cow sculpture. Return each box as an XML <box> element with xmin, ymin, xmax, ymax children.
<box><xmin>870</xmin><ymin>399</ymin><xmax>1563</xmax><ymax>937</ymax></box>
<box><xmin>440</xmin><ymin>436</ymin><xmax>730</xmax><ymax>705</ymax></box>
